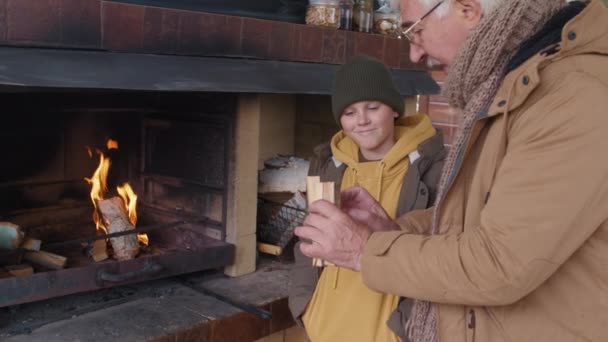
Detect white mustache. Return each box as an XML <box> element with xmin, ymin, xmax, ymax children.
<box><xmin>426</xmin><ymin>57</ymin><xmax>443</xmax><ymax>68</ymax></box>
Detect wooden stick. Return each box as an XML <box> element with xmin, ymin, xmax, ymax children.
<box><xmin>306</xmin><ymin>176</ymin><xmax>336</xmax><ymax>267</ymax></box>
<box><xmin>98</xmin><ymin>197</ymin><xmax>139</xmax><ymax>261</ymax></box>
<box><xmin>24</xmin><ymin>250</ymin><xmax>67</xmax><ymax>270</ymax></box>
<box><xmin>5</xmin><ymin>264</ymin><xmax>34</xmax><ymax>276</ymax></box>
<box><xmin>90</xmin><ymin>239</ymin><xmax>109</xmax><ymax>262</ymax></box>
<box><xmin>257</xmin><ymin>242</ymin><xmax>283</xmax><ymax>256</ymax></box>
<box><xmin>20</xmin><ymin>237</ymin><xmax>41</xmax><ymax>251</ymax></box>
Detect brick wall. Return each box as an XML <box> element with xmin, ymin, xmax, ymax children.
<box><xmin>420</xmin><ymin>71</ymin><xmax>459</xmax><ymax>146</ymax></box>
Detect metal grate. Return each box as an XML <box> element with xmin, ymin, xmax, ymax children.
<box><xmin>256</xmin><ymin>197</ymin><xmax>306</xmax><ymax>248</ymax></box>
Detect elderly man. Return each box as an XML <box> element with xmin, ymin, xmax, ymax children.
<box><xmin>295</xmin><ymin>0</ymin><xmax>608</xmax><ymax>341</ymax></box>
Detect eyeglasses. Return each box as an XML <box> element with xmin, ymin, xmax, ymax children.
<box><xmin>400</xmin><ymin>0</ymin><xmax>445</xmax><ymax>43</ymax></box>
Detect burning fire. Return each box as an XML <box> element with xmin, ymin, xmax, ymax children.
<box><xmin>85</xmin><ymin>139</ymin><xmax>148</xmax><ymax>245</ymax></box>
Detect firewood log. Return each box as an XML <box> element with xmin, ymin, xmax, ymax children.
<box><xmin>90</xmin><ymin>239</ymin><xmax>109</xmax><ymax>262</ymax></box>
<box><xmin>98</xmin><ymin>197</ymin><xmax>139</xmax><ymax>260</ymax></box>
<box><xmin>306</xmin><ymin>176</ymin><xmax>335</xmax><ymax>267</ymax></box>
<box><xmin>20</xmin><ymin>237</ymin><xmax>41</xmax><ymax>251</ymax></box>
<box><xmin>5</xmin><ymin>264</ymin><xmax>34</xmax><ymax>276</ymax></box>
<box><xmin>24</xmin><ymin>250</ymin><xmax>67</xmax><ymax>270</ymax></box>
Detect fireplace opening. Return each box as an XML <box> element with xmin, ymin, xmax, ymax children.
<box><xmin>0</xmin><ymin>91</ymin><xmax>236</xmax><ymax>307</ymax></box>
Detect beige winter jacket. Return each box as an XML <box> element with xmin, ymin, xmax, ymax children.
<box><xmin>360</xmin><ymin>1</ymin><xmax>608</xmax><ymax>341</ymax></box>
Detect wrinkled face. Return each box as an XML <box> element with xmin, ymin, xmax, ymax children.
<box><xmin>340</xmin><ymin>101</ymin><xmax>398</xmax><ymax>160</ymax></box>
<box><xmin>401</xmin><ymin>0</ymin><xmax>478</xmax><ymax>68</ymax></box>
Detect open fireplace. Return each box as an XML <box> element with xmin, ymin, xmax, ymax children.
<box><xmin>0</xmin><ymin>2</ymin><xmax>439</xmax><ymax>329</ymax></box>
<box><xmin>0</xmin><ymin>91</ymin><xmax>236</xmax><ymax>307</ymax></box>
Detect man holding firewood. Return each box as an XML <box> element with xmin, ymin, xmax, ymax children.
<box><xmin>295</xmin><ymin>0</ymin><xmax>608</xmax><ymax>341</ymax></box>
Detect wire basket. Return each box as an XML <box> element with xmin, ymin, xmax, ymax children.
<box><xmin>257</xmin><ymin>197</ymin><xmax>307</xmax><ymax>248</ymax></box>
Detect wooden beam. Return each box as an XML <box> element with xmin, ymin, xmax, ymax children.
<box><xmin>0</xmin><ymin>47</ymin><xmax>439</xmax><ymax>96</ymax></box>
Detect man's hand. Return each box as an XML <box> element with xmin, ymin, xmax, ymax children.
<box><xmin>341</xmin><ymin>186</ymin><xmax>400</xmax><ymax>232</ymax></box>
<box><xmin>295</xmin><ymin>199</ymin><xmax>371</xmax><ymax>271</ymax></box>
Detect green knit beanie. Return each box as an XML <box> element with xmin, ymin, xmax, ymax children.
<box><xmin>331</xmin><ymin>55</ymin><xmax>404</xmax><ymax>125</ymax></box>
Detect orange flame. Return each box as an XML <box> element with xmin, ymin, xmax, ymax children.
<box><xmin>107</xmin><ymin>139</ymin><xmax>119</xmax><ymax>150</ymax></box>
<box><xmin>117</xmin><ymin>183</ymin><xmax>148</xmax><ymax>245</ymax></box>
<box><xmin>85</xmin><ymin>139</ymin><xmax>148</xmax><ymax>245</ymax></box>
<box><xmin>84</xmin><ymin>151</ymin><xmax>111</xmax><ymax>233</ymax></box>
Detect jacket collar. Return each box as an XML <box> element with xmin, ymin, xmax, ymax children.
<box><xmin>487</xmin><ymin>0</ymin><xmax>608</xmax><ymax>118</ymax></box>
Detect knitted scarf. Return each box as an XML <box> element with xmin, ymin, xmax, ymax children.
<box><xmin>407</xmin><ymin>0</ymin><xmax>566</xmax><ymax>341</ymax></box>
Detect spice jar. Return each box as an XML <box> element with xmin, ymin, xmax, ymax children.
<box><xmin>339</xmin><ymin>0</ymin><xmax>353</xmax><ymax>31</ymax></box>
<box><xmin>372</xmin><ymin>0</ymin><xmax>400</xmax><ymax>35</ymax></box>
<box><xmin>306</xmin><ymin>0</ymin><xmax>341</xmax><ymax>29</ymax></box>
<box><xmin>373</xmin><ymin>11</ymin><xmax>400</xmax><ymax>35</ymax></box>
<box><xmin>353</xmin><ymin>0</ymin><xmax>373</xmax><ymax>33</ymax></box>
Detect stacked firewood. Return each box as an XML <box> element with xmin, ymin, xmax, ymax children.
<box><xmin>0</xmin><ymin>222</ymin><xmax>66</xmax><ymax>278</ymax></box>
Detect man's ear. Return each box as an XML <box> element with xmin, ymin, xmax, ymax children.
<box><xmin>453</xmin><ymin>0</ymin><xmax>483</xmax><ymax>29</ymax></box>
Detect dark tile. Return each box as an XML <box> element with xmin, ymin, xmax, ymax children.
<box><xmin>398</xmin><ymin>41</ymin><xmax>420</xmax><ymax>69</ymax></box>
<box><xmin>177</xmin><ymin>10</ymin><xmax>203</xmax><ymax>54</ymax></box>
<box><xmin>175</xmin><ymin>322</ymin><xmax>212</xmax><ymax>342</ymax></box>
<box><xmin>0</xmin><ymin>0</ymin><xmax>8</xmax><ymax>41</ymax></box>
<box><xmin>143</xmin><ymin>7</ymin><xmax>178</xmax><ymax>53</ymax></box>
<box><xmin>60</xmin><ymin>0</ymin><xmax>100</xmax><ymax>47</ymax></box>
<box><xmin>199</xmin><ymin>13</ymin><xmax>242</xmax><ymax>56</ymax></box>
<box><xmin>269</xmin><ymin>298</ymin><xmax>295</xmax><ymax>333</ymax></box>
<box><xmin>211</xmin><ymin>309</ymin><xmax>270</xmax><ymax>341</ymax></box>
<box><xmin>356</xmin><ymin>33</ymin><xmax>385</xmax><ymax>61</ymax></box>
<box><xmin>0</xmin><ymin>0</ymin><xmax>6</xmax><ymax>41</ymax></box>
<box><xmin>242</xmin><ymin>17</ymin><xmax>272</xmax><ymax>58</ymax></box>
<box><xmin>344</xmin><ymin>30</ymin><xmax>357</xmax><ymax>61</ymax></box>
<box><xmin>384</xmin><ymin>36</ymin><xmax>400</xmax><ymax>68</ymax></box>
<box><xmin>289</xmin><ymin>23</ymin><xmax>302</xmax><ymax>60</ymax></box>
<box><xmin>7</xmin><ymin>0</ymin><xmax>61</xmax><ymax>43</ymax></box>
<box><xmin>400</xmin><ymin>37</ymin><xmax>411</xmax><ymax>54</ymax></box>
<box><xmin>269</xmin><ymin>21</ymin><xmax>294</xmax><ymax>61</ymax></box>
<box><xmin>321</xmin><ymin>29</ymin><xmax>346</xmax><ymax>64</ymax></box>
<box><xmin>295</xmin><ymin>25</ymin><xmax>324</xmax><ymax>62</ymax></box>
<box><xmin>102</xmin><ymin>1</ymin><xmax>144</xmax><ymax>51</ymax></box>
<box><xmin>400</xmin><ymin>53</ymin><xmax>411</xmax><ymax>69</ymax></box>
<box><xmin>419</xmin><ymin>95</ymin><xmax>430</xmax><ymax>115</ymax></box>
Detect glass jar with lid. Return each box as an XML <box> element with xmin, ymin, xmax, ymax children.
<box><xmin>353</xmin><ymin>0</ymin><xmax>373</xmax><ymax>33</ymax></box>
<box><xmin>373</xmin><ymin>0</ymin><xmax>400</xmax><ymax>35</ymax></box>
<box><xmin>306</xmin><ymin>0</ymin><xmax>341</xmax><ymax>29</ymax></box>
<box><xmin>339</xmin><ymin>0</ymin><xmax>353</xmax><ymax>31</ymax></box>
<box><xmin>373</xmin><ymin>11</ymin><xmax>400</xmax><ymax>35</ymax></box>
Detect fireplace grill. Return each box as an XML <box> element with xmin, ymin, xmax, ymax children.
<box><xmin>0</xmin><ymin>92</ymin><xmax>236</xmax><ymax>307</ymax></box>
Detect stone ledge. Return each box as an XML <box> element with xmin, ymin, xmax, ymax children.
<box><xmin>1</xmin><ymin>259</ymin><xmax>294</xmax><ymax>342</ymax></box>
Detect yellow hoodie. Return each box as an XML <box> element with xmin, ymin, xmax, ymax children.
<box><xmin>302</xmin><ymin>114</ymin><xmax>436</xmax><ymax>342</ymax></box>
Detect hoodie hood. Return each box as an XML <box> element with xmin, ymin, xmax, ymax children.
<box><xmin>330</xmin><ymin>114</ymin><xmax>437</xmax><ymax>214</ymax></box>
<box><xmin>331</xmin><ymin>114</ymin><xmax>437</xmax><ymax>176</ymax></box>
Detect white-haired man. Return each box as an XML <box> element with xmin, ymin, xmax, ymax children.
<box><xmin>295</xmin><ymin>0</ymin><xmax>608</xmax><ymax>341</ymax></box>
